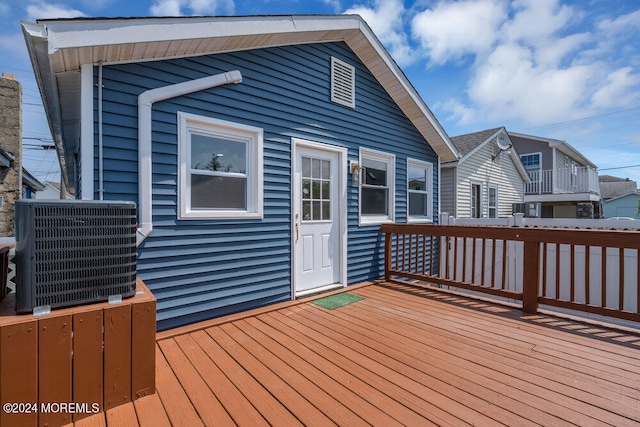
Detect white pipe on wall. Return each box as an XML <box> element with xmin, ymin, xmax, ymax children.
<box><xmin>136</xmin><ymin>70</ymin><xmax>243</xmax><ymax>246</ymax></box>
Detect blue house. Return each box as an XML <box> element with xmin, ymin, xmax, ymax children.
<box><xmin>23</xmin><ymin>15</ymin><xmax>459</xmax><ymax>330</ymax></box>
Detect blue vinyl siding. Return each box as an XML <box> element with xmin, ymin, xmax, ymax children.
<box><xmin>95</xmin><ymin>41</ymin><xmax>439</xmax><ymax>330</ymax></box>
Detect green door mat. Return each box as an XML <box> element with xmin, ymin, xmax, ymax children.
<box><xmin>312</xmin><ymin>292</ymin><xmax>364</xmax><ymax>310</ymax></box>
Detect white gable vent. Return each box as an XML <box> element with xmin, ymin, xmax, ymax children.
<box><xmin>331</xmin><ymin>57</ymin><xmax>356</xmax><ymax>108</ymax></box>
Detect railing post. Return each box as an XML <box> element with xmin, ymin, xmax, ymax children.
<box><xmin>384</xmin><ymin>231</ymin><xmax>392</xmax><ymax>281</ymax></box>
<box><xmin>522</xmin><ymin>240</ymin><xmax>540</xmax><ymax>314</ymax></box>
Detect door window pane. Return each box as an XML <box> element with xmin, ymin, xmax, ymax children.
<box><xmin>301</xmin><ymin>156</ymin><xmax>331</xmax><ymax>222</ymax></box>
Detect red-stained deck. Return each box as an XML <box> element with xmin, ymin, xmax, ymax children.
<box><xmin>72</xmin><ymin>281</ymin><xmax>640</xmax><ymax>426</ymax></box>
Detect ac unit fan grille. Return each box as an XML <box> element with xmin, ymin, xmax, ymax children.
<box><xmin>15</xmin><ymin>201</ymin><xmax>138</xmax><ymax>312</ymax></box>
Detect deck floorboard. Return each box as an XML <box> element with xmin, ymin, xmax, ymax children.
<box><xmin>85</xmin><ymin>281</ymin><xmax>640</xmax><ymax>426</ymax></box>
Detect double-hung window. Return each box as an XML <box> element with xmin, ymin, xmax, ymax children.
<box><xmin>359</xmin><ymin>149</ymin><xmax>395</xmax><ymax>225</ymax></box>
<box><xmin>407</xmin><ymin>159</ymin><xmax>433</xmax><ymax>222</ymax></box>
<box><xmin>178</xmin><ymin>112</ymin><xmax>263</xmax><ymax>219</ymax></box>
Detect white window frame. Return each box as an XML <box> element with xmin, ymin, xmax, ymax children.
<box><xmin>177</xmin><ymin>112</ymin><xmax>263</xmax><ymax>220</ymax></box>
<box><xmin>488</xmin><ymin>184</ymin><xmax>498</xmax><ymax>218</ymax></box>
<box><xmin>359</xmin><ymin>148</ymin><xmax>395</xmax><ymax>225</ymax></box>
<box><xmin>407</xmin><ymin>158</ymin><xmax>433</xmax><ymax>223</ymax></box>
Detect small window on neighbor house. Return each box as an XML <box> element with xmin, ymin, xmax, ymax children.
<box><xmin>178</xmin><ymin>112</ymin><xmax>263</xmax><ymax>220</ymax></box>
<box><xmin>471</xmin><ymin>183</ymin><xmax>482</xmax><ymax>218</ymax></box>
<box><xmin>488</xmin><ymin>185</ymin><xmax>498</xmax><ymax>218</ymax></box>
<box><xmin>331</xmin><ymin>57</ymin><xmax>355</xmax><ymax>108</ymax></box>
<box><xmin>360</xmin><ymin>149</ymin><xmax>395</xmax><ymax>224</ymax></box>
<box><xmin>407</xmin><ymin>159</ymin><xmax>433</xmax><ymax>222</ymax></box>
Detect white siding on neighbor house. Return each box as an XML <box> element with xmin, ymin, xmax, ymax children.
<box><xmin>456</xmin><ymin>141</ymin><xmax>525</xmax><ymax>218</ymax></box>
<box><xmin>440</xmin><ymin>167</ymin><xmax>456</xmax><ymax>216</ymax></box>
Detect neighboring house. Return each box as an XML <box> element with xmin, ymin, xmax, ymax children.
<box><xmin>442</xmin><ymin>127</ymin><xmax>530</xmax><ymax>218</ymax></box>
<box><xmin>599</xmin><ymin>175</ymin><xmax>637</xmax><ymax>200</ymax></box>
<box><xmin>602</xmin><ymin>192</ymin><xmax>640</xmax><ymax>219</ymax></box>
<box><xmin>509</xmin><ymin>132</ymin><xmax>601</xmax><ymax>218</ymax></box>
<box><xmin>35</xmin><ymin>181</ymin><xmax>75</xmax><ymax>200</ymax></box>
<box><xmin>21</xmin><ymin>168</ymin><xmax>45</xmax><ymax>199</ymax></box>
<box><xmin>599</xmin><ymin>175</ymin><xmax>639</xmax><ymax>219</ymax></box>
<box><xmin>24</xmin><ymin>15</ymin><xmax>459</xmax><ymax>330</ymax></box>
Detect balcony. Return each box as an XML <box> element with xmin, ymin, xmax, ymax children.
<box><xmin>525</xmin><ymin>167</ymin><xmax>600</xmax><ymax>198</ymax></box>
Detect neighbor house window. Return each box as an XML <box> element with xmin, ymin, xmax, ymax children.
<box><xmin>520</xmin><ymin>152</ymin><xmax>541</xmax><ymax>182</ymax></box>
<box><xmin>359</xmin><ymin>148</ymin><xmax>395</xmax><ymax>224</ymax></box>
<box><xmin>407</xmin><ymin>159</ymin><xmax>433</xmax><ymax>222</ymax></box>
<box><xmin>488</xmin><ymin>184</ymin><xmax>498</xmax><ymax>218</ymax></box>
<box><xmin>178</xmin><ymin>112</ymin><xmax>263</xmax><ymax>219</ymax></box>
<box><xmin>471</xmin><ymin>183</ymin><xmax>482</xmax><ymax>218</ymax></box>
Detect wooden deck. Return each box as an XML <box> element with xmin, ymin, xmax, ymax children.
<box><xmin>73</xmin><ymin>281</ymin><xmax>640</xmax><ymax>426</ymax></box>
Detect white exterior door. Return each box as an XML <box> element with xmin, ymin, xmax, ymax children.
<box><xmin>293</xmin><ymin>141</ymin><xmax>345</xmax><ymax>296</ymax></box>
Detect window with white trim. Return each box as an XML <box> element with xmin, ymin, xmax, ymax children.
<box><xmin>359</xmin><ymin>149</ymin><xmax>395</xmax><ymax>224</ymax></box>
<box><xmin>407</xmin><ymin>159</ymin><xmax>433</xmax><ymax>222</ymax></box>
<box><xmin>178</xmin><ymin>112</ymin><xmax>263</xmax><ymax>219</ymax></box>
<box><xmin>488</xmin><ymin>184</ymin><xmax>498</xmax><ymax>218</ymax></box>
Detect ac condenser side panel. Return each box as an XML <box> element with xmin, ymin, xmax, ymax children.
<box><xmin>15</xmin><ymin>200</ymin><xmax>137</xmax><ymax>313</ymax></box>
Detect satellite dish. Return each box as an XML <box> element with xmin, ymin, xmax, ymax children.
<box><xmin>496</xmin><ymin>133</ymin><xmax>511</xmax><ymax>151</ymax></box>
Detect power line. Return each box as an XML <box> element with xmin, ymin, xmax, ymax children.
<box><xmin>598</xmin><ymin>164</ymin><xmax>640</xmax><ymax>171</ymax></box>
<box><xmin>524</xmin><ymin>107</ymin><xmax>640</xmax><ymax>132</ymax></box>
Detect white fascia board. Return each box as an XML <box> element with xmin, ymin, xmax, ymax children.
<box><xmin>38</xmin><ymin>15</ymin><xmax>362</xmax><ymax>51</ymax></box>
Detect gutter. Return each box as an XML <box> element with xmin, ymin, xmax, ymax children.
<box><xmin>136</xmin><ymin>70</ymin><xmax>243</xmax><ymax>245</ymax></box>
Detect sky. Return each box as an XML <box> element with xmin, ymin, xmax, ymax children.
<box><xmin>1</xmin><ymin>0</ymin><xmax>639</xmax><ymax>187</ymax></box>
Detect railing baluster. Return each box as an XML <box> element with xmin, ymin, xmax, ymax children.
<box><xmin>541</xmin><ymin>242</ymin><xmax>547</xmax><ymax>298</ymax></box>
<box><xmin>619</xmin><ymin>247</ymin><xmax>624</xmax><ymax>311</ymax></box>
<box><xmin>429</xmin><ymin>235</ymin><xmax>435</xmax><ymax>276</ymax></box>
<box><xmin>602</xmin><ymin>247</ymin><xmax>607</xmax><ymax>309</ymax></box>
<box><xmin>471</xmin><ymin>238</ymin><xmax>477</xmax><ymax>284</ymax></box>
<box><xmin>400</xmin><ymin>233</ymin><xmax>407</xmax><ymax>271</ymax></box>
<box><xmin>481</xmin><ymin>238</ymin><xmax>486</xmax><ymax>286</ymax></box>
<box><xmin>570</xmin><ymin>245</ymin><xmax>575</xmax><ymax>302</ymax></box>
<box><xmin>453</xmin><ymin>236</ymin><xmax>458</xmax><ymax>282</ymax></box>
<box><xmin>491</xmin><ymin>239</ymin><xmax>496</xmax><ymax>288</ymax></box>
<box><xmin>585</xmin><ymin>246</ymin><xmax>590</xmax><ymax>305</ymax></box>
<box><xmin>501</xmin><ymin>240</ymin><xmax>507</xmax><ymax>290</ymax></box>
<box><xmin>555</xmin><ymin>244</ymin><xmax>561</xmax><ymax>299</ymax></box>
<box><xmin>462</xmin><ymin>237</ymin><xmax>468</xmax><ymax>283</ymax></box>
<box><xmin>422</xmin><ymin>235</ymin><xmax>427</xmax><ymax>276</ymax></box>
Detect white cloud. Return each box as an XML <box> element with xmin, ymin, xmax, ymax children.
<box><xmin>597</xmin><ymin>9</ymin><xmax>640</xmax><ymax>33</ymax></box>
<box><xmin>411</xmin><ymin>0</ymin><xmax>507</xmax><ymax>65</ymax></box>
<box><xmin>501</xmin><ymin>0</ymin><xmax>574</xmax><ymax>44</ymax></box>
<box><xmin>436</xmin><ymin>98</ymin><xmax>477</xmax><ymax>125</ymax></box>
<box><xmin>467</xmin><ymin>43</ymin><xmax>594</xmax><ymax>124</ymax></box>
<box><xmin>150</xmin><ymin>0</ymin><xmax>234</xmax><ymax>16</ymax></box>
<box><xmin>345</xmin><ymin>0</ymin><xmax>415</xmax><ymax>66</ymax></box>
<box><xmin>26</xmin><ymin>1</ymin><xmax>86</xmax><ymax>20</ymax></box>
<box><xmin>591</xmin><ymin>67</ymin><xmax>640</xmax><ymax>109</ymax></box>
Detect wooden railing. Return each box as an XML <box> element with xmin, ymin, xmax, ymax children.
<box><xmin>381</xmin><ymin>224</ymin><xmax>640</xmax><ymax>323</ymax></box>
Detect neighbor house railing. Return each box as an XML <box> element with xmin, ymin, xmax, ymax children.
<box><xmin>381</xmin><ymin>224</ymin><xmax>640</xmax><ymax>323</ymax></box>
<box><xmin>525</xmin><ymin>166</ymin><xmax>599</xmax><ymax>195</ymax></box>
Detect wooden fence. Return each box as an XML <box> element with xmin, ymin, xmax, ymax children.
<box><xmin>0</xmin><ymin>278</ymin><xmax>156</xmax><ymax>427</ymax></box>
<box><xmin>381</xmin><ymin>224</ymin><xmax>640</xmax><ymax>324</ymax></box>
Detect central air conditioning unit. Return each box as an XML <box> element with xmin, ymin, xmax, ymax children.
<box><xmin>512</xmin><ymin>202</ymin><xmax>541</xmax><ymax>218</ymax></box>
<box><xmin>14</xmin><ymin>200</ymin><xmax>137</xmax><ymax>313</ymax></box>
